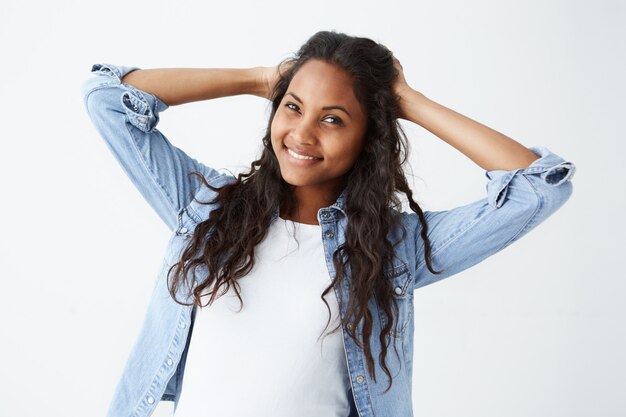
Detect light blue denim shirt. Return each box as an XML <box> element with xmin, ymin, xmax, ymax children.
<box><xmin>81</xmin><ymin>63</ymin><xmax>576</xmax><ymax>417</ymax></box>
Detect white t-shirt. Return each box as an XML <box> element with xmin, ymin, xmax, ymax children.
<box><xmin>174</xmin><ymin>217</ymin><xmax>351</xmax><ymax>417</ymax></box>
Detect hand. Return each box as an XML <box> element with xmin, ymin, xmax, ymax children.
<box><xmin>391</xmin><ymin>55</ymin><xmax>415</xmax><ymax>120</ymax></box>
<box><xmin>392</xmin><ymin>56</ymin><xmax>411</xmax><ymax>93</ymax></box>
<box><xmin>257</xmin><ymin>61</ymin><xmax>295</xmax><ymax>100</ymax></box>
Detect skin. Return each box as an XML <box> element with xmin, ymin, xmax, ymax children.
<box><xmin>122</xmin><ymin>53</ymin><xmax>540</xmax><ymax>224</ymax></box>
<box><xmin>270</xmin><ymin>59</ymin><xmax>368</xmax><ymax>225</ymax></box>
<box><xmin>390</xmin><ymin>56</ymin><xmax>539</xmax><ymax>171</ymax></box>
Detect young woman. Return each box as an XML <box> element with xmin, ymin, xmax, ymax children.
<box><xmin>81</xmin><ymin>30</ymin><xmax>576</xmax><ymax>417</ymax></box>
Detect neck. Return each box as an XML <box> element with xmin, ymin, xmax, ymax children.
<box><xmin>280</xmin><ymin>183</ymin><xmax>344</xmax><ymax>225</ymax></box>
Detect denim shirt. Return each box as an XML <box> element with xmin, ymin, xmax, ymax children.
<box><xmin>81</xmin><ymin>63</ymin><xmax>576</xmax><ymax>417</ymax></box>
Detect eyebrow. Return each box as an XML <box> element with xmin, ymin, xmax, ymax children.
<box><xmin>286</xmin><ymin>92</ymin><xmax>352</xmax><ymax>120</ymax></box>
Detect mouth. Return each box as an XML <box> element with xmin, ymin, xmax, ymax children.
<box><xmin>283</xmin><ymin>145</ymin><xmax>323</xmax><ymax>164</ymax></box>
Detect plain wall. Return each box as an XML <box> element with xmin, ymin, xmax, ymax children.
<box><xmin>0</xmin><ymin>0</ymin><xmax>623</xmax><ymax>416</ymax></box>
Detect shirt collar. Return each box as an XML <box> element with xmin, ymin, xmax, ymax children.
<box><xmin>270</xmin><ymin>187</ymin><xmax>347</xmax><ymax>222</ymax></box>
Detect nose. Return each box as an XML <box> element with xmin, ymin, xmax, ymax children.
<box><xmin>290</xmin><ymin>115</ymin><xmax>317</xmax><ymax>145</ymax></box>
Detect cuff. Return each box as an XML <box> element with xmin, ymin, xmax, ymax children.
<box><xmin>90</xmin><ymin>63</ymin><xmax>141</xmax><ymax>82</ymax></box>
<box><xmin>90</xmin><ymin>63</ymin><xmax>170</xmax><ymax>132</ymax></box>
<box><xmin>485</xmin><ymin>146</ymin><xmax>577</xmax><ymax>209</ymax></box>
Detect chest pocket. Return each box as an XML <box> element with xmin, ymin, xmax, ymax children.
<box><xmin>165</xmin><ymin>206</ymin><xmax>198</xmax><ymax>266</ymax></box>
<box><xmin>380</xmin><ymin>259</ymin><xmax>413</xmax><ymax>338</ymax></box>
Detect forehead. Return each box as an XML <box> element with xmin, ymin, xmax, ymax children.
<box><xmin>289</xmin><ymin>60</ymin><xmax>359</xmax><ymax>107</ymax></box>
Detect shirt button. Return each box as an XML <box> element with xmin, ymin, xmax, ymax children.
<box><xmin>347</xmin><ymin>322</ymin><xmax>353</xmax><ymax>330</ymax></box>
<box><xmin>166</xmin><ymin>358</ymin><xmax>174</xmax><ymax>366</ymax></box>
<box><xmin>180</xmin><ymin>227</ymin><xmax>188</xmax><ymax>234</ymax></box>
<box><xmin>325</xmin><ymin>231</ymin><xmax>334</xmax><ymax>238</ymax></box>
<box><xmin>147</xmin><ymin>395</ymin><xmax>155</xmax><ymax>404</ymax></box>
<box><xmin>322</xmin><ymin>212</ymin><xmax>329</xmax><ymax>219</ymax></box>
<box><xmin>356</xmin><ymin>376</ymin><xmax>365</xmax><ymax>383</ymax></box>
<box><xmin>394</xmin><ymin>287</ymin><xmax>403</xmax><ymax>295</ymax></box>
<box><xmin>179</xmin><ymin>321</ymin><xmax>186</xmax><ymax>329</ymax></box>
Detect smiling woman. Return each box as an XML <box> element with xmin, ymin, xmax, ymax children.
<box><xmin>82</xmin><ymin>29</ymin><xmax>575</xmax><ymax>417</ymax></box>
<box><xmin>271</xmin><ymin>59</ymin><xmax>369</xmax><ymax>223</ymax></box>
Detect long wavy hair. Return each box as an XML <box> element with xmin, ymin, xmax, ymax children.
<box><xmin>166</xmin><ymin>30</ymin><xmax>443</xmax><ymax>392</ymax></box>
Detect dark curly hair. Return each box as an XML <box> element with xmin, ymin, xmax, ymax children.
<box><xmin>165</xmin><ymin>30</ymin><xmax>442</xmax><ymax>393</ymax></box>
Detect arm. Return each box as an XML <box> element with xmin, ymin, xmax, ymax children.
<box><xmin>389</xmin><ymin>57</ymin><xmax>576</xmax><ymax>289</ymax></box>
<box><xmin>407</xmin><ymin>146</ymin><xmax>575</xmax><ymax>290</ymax></box>
<box><xmin>392</xmin><ymin>57</ymin><xmax>539</xmax><ymax>171</ymax></box>
<box><xmin>81</xmin><ymin>63</ymin><xmax>266</xmax><ymax>231</ymax></box>
<box><xmin>120</xmin><ymin>61</ymin><xmax>293</xmax><ymax>106</ymax></box>
<box><xmin>82</xmin><ymin>62</ymin><xmax>287</xmax><ymax>231</ymax></box>
<box><xmin>120</xmin><ymin>67</ymin><xmax>265</xmax><ymax>107</ymax></box>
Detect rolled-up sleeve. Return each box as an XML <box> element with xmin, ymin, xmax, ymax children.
<box><xmin>81</xmin><ymin>63</ymin><xmax>224</xmax><ymax>232</ymax></box>
<box><xmin>410</xmin><ymin>146</ymin><xmax>576</xmax><ymax>290</ymax></box>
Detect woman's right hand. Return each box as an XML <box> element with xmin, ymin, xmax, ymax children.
<box><xmin>256</xmin><ymin>61</ymin><xmax>295</xmax><ymax>100</ymax></box>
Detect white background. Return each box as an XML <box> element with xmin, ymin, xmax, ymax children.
<box><xmin>0</xmin><ymin>0</ymin><xmax>624</xmax><ymax>416</ymax></box>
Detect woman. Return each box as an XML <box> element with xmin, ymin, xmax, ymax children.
<box><xmin>81</xmin><ymin>30</ymin><xmax>575</xmax><ymax>417</ymax></box>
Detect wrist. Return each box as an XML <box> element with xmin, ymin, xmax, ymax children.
<box><xmin>398</xmin><ymin>88</ymin><xmax>429</xmax><ymax>124</ymax></box>
<box><xmin>247</xmin><ymin>67</ymin><xmax>266</xmax><ymax>98</ymax></box>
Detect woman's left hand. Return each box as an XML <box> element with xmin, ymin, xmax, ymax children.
<box><xmin>392</xmin><ymin>56</ymin><xmax>411</xmax><ymax>93</ymax></box>
<box><xmin>391</xmin><ymin>55</ymin><xmax>415</xmax><ymax>120</ymax></box>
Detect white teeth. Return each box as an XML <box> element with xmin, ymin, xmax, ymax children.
<box><xmin>287</xmin><ymin>147</ymin><xmax>319</xmax><ymax>160</ymax></box>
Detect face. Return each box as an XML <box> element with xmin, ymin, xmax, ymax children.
<box><xmin>270</xmin><ymin>59</ymin><xmax>368</xmax><ymax>201</ymax></box>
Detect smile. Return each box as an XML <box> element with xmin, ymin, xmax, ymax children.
<box><xmin>286</xmin><ymin>146</ymin><xmax>322</xmax><ymax>160</ymax></box>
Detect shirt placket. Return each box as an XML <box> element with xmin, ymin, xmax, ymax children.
<box><xmin>321</xmin><ymin>211</ymin><xmax>373</xmax><ymax>417</ymax></box>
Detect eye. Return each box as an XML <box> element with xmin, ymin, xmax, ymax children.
<box><xmin>285</xmin><ymin>102</ymin><xmax>300</xmax><ymax>112</ymax></box>
<box><xmin>284</xmin><ymin>102</ymin><xmax>344</xmax><ymax>126</ymax></box>
<box><xmin>323</xmin><ymin>115</ymin><xmax>344</xmax><ymax>126</ymax></box>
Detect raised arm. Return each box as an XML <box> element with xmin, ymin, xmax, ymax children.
<box><xmin>81</xmin><ymin>61</ymin><xmax>292</xmax><ymax>231</ymax></box>
<box><xmin>120</xmin><ymin>62</ymin><xmax>293</xmax><ymax>106</ymax></box>
<box><xmin>392</xmin><ymin>56</ymin><xmax>540</xmax><ymax>171</ymax></box>
<box><xmin>120</xmin><ymin>67</ymin><xmax>264</xmax><ymax>107</ymax></box>
<box><xmin>81</xmin><ymin>62</ymin><xmax>279</xmax><ymax>232</ymax></box>
<box><xmin>389</xmin><ymin>56</ymin><xmax>576</xmax><ymax>290</ymax></box>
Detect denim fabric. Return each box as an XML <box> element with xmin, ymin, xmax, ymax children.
<box><xmin>81</xmin><ymin>63</ymin><xmax>576</xmax><ymax>417</ymax></box>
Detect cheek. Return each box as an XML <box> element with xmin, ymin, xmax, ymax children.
<box><xmin>332</xmin><ymin>137</ymin><xmax>365</xmax><ymax>161</ymax></box>
<box><xmin>269</xmin><ymin>118</ymin><xmax>280</xmax><ymax>147</ymax></box>
<box><xmin>270</xmin><ymin>115</ymin><xmax>285</xmax><ymax>140</ymax></box>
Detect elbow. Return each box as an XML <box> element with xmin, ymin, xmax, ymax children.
<box><xmin>81</xmin><ymin>76</ymin><xmax>112</xmax><ymax>110</ymax></box>
<box><xmin>536</xmin><ymin>160</ymin><xmax>576</xmax><ymax>216</ymax></box>
<box><xmin>542</xmin><ymin>178</ymin><xmax>574</xmax><ymax>217</ymax></box>
<box><xmin>519</xmin><ymin>175</ymin><xmax>574</xmax><ymax>235</ymax></box>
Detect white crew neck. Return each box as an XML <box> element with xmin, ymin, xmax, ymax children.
<box><xmin>278</xmin><ymin>216</ymin><xmax>321</xmax><ymax>228</ymax></box>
